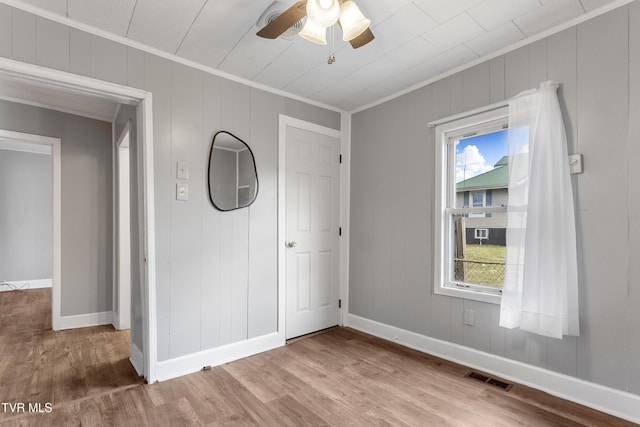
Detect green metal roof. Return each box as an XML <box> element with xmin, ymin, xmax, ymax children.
<box><xmin>494</xmin><ymin>155</ymin><xmax>508</xmax><ymax>167</ymax></box>
<box><xmin>456</xmin><ymin>156</ymin><xmax>508</xmax><ymax>191</ymax></box>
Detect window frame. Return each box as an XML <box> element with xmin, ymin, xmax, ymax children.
<box><xmin>471</xmin><ymin>191</ymin><xmax>485</xmax><ymax>208</ymax></box>
<box><xmin>474</xmin><ymin>228</ymin><xmax>489</xmax><ymax>240</ymax></box>
<box><xmin>433</xmin><ymin>107</ymin><xmax>509</xmax><ymax>305</ymax></box>
<box><xmin>469</xmin><ymin>191</ymin><xmax>486</xmax><ymax>218</ymax></box>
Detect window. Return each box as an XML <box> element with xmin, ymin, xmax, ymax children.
<box><xmin>434</xmin><ymin>107</ymin><xmax>509</xmax><ymax>304</ymax></box>
<box><xmin>469</xmin><ymin>191</ymin><xmax>486</xmax><ymax>218</ymax></box>
<box><xmin>474</xmin><ymin>228</ymin><xmax>488</xmax><ymax>240</ymax></box>
<box><xmin>471</xmin><ymin>191</ymin><xmax>485</xmax><ymax>208</ymax></box>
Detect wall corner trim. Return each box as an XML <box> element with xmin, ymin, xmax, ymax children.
<box><xmin>58</xmin><ymin>311</ymin><xmax>114</xmax><ymax>330</ymax></box>
<box><xmin>130</xmin><ymin>343</ymin><xmax>144</xmax><ymax>377</ymax></box>
<box><xmin>344</xmin><ymin>313</ymin><xmax>640</xmax><ymax>424</ymax></box>
<box><xmin>155</xmin><ymin>332</ymin><xmax>284</xmax><ymax>382</ymax></box>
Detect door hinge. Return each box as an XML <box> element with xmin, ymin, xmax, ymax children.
<box><xmin>339</xmin><ymin>227</ymin><xmax>342</xmax><ymax>236</ymax></box>
<box><xmin>339</xmin><ymin>299</ymin><xmax>342</xmax><ymax>308</ymax></box>
<box><xmin>339</xmin><ymin>154</ymin><xmax>342</xmax><ymax>164</ymax></box>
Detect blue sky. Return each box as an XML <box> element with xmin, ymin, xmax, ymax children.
<box><xmin>456</xmin><ymin>129</ymin><xmax>508</xmax><ymax>183</ymax></box>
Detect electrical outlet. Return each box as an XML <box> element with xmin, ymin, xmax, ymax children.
<box><xmin>569</xmin><ymin>154</ymin><xmax>583</xmax><ymax>174</ymax></box>
<box><xmin>464</xmin><ymin>309</ymin><xmax>475</xmax><ymax>326</ymax></box>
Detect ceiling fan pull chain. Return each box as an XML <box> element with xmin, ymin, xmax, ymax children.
<box><xmin>328</xmin><ymin>25</ymin><xmax>336</xmax><ymax>64</ymax></box>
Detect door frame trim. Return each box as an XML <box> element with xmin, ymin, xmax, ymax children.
<box><xmin>0</xmin><ymin>56</ymin><xmax>158</xmax><ymax>383</ymax></box>
<box><xmin>113</xmin><ymin>120</ymin><xmax>132</xmax><ymax>331</ymax></box>
<box><xmin>277</xmin><ymin>115</ymin><xmax>344</xmax><ymax>341</ymax></box>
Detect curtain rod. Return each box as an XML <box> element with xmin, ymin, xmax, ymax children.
<box><xmin>428</xmin><ymin>100</ymin><xmax>509</xmax><ymax>128</ymax></box>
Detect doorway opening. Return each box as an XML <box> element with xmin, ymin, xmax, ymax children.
<box><xmin>0</xmin><ymin>56</ymin><xmax>157</xmax><ymax>383</ymax></box>
<box><xmin>0</xmin><ymin>129</ymin><xmax>144</xmax><ymax>414</ymax></box>
<box><xmin>0</xmin><ymin>135</ymin><xmax>55</xmax><ymax>337</ymax></box>
<box><xmin>0</xmin><ymin>130</ymin><xmax>60</xmax><ymax>315</ymax></box>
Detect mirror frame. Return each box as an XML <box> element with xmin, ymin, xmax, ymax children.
<box><xmin>207</xmin><ymin>130</ymin><xmax>259</xmax><ymax>211</ymax></box>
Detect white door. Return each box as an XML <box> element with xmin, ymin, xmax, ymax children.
<box><xmin>285</xmin><ymin>126</ymin><xmax>341</xmax><ymax>339</ymax></box>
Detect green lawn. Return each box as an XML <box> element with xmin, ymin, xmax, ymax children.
<box><xmin>465</xmin><ymin>244</ymin><xmax>506</xmax><ymax>263</ymax></box>
<box><xmin>460</xmin><ymin>244</ymin><xmax>506</xmax><ymax>288</ymax></box>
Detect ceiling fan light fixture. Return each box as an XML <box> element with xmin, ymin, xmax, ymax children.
<box><xmin>339</xmin><ymin>0</ymin><xmax>371</xmax><ymax>42</ymax></box>
<box><xmin>306</xmin><ymin>0</ymin><xmax>340</xmax><ymax>28</ymax></box>
<box><xmin>299</xmin><ymin>18</ymin><xmax>327</xmax><ymax>45</ymax></box>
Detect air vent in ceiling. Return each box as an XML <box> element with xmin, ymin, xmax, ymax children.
<box><xmin>257</xmin><ymin>1</ymin><xmax>304</xmax><ymax>38</ymax></box>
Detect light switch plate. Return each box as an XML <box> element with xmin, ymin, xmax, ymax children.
<box><xmin>177</xmin><ymin>162</ymin><xmax>189</xmax><ymax>180</ymax></box>
<box><xmin>176</xmin><ymin>183</ymin><xmax>188</xmax><ymax>201</ymax></box>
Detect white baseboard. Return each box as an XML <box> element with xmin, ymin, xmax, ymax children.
<box><xmin>155</xmin><ymin>332</ymin><xmax>284</xmax><ymax>382</ymax></box>
<box><xmin>111</xmin><ymin>312</ymin><xmax>130</xmax><ymax>331</ymax></box>
<box><xmin>344</xmin><ymin>313</ymin><xmax>640</xmax><ymax>424</ymax></box>
<box><xmin>0</xmin><ymin>278</ymin><xmax>52</xmax><ymax>292</ymax></box>
<box><xmin>58</xmin><ymin>311</ymin><xmax>114</xmax><ymax>330</ymax></box>
<box><xmin>130</xmin><ymin>343</ymin><xmax>144</xmax><ymax>376</ymax></box>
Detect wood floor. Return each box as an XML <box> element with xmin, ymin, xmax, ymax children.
<box><xmin>0</xmin><ymin>288</ymin><xmax>144</xmax><ymax>425</ymax></box>
<box><xmin>1</xmin><ymin>289</ymin><xmax>635</xmax><ymax>426</ymax></box>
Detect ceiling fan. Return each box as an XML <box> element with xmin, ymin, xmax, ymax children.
<box><xmin>257</xmin><ymin>0</ymin><xmax>374</xmax><ymax>49</ymax></box>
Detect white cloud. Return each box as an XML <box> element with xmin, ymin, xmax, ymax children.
<box><xmin>456</xmin><ymin>144</ymin><xmax>493</xmax><ymax>182</ymax></box>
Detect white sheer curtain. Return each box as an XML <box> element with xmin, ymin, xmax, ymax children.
<box><xmin>499</xmin><ymin>81</ymin><xmax>579</xmax><ymax>339</ymax></box>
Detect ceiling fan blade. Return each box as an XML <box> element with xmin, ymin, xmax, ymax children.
<box><xmin>257</xmin><ymin>1</ymin><xmax>307</xmax><ymax>39</ymax></box>
<box><xmin>349</xmin><ymin>27</ymin><xmax>374</xmax><ymax>49</ymax></box>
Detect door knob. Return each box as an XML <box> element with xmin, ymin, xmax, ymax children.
<box><xmin>286</xmin><ymin>241</ymin><xmax>297</xmax><ymax>248</ymax></box>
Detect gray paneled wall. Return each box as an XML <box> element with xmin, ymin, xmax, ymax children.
<box><xmin>0</xmin><ymin>100</ymin><xmax>113</xmax><ymax>316</ymax></box>
<box><xmin>0</xmin><ymin>149</ymin><xmax>52</xmax><ymax>281</ymax></box>
<box><xmin>0</xmin><ymin>5</ymin><xmax>341</xmax><ymax>361</ymax></box>
<box><xmin>152</xmin><ymin>63</ymin><xmax>338</xmax><ymax>360</ymax></box>
<box><xmin>628</xmin><ymin>0</ymin><xmax>640</xmax><ymax>395</ymax></box>
<box><xmin>350</xmin><ymin>4</ymin><xmax>640</xmax><ymax>396</ymax></box>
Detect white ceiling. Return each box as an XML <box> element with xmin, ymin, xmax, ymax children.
<box><xmin>11</xmin><ymin>0</ymin><xmax>620</xmax><ymax>111</ymax></box>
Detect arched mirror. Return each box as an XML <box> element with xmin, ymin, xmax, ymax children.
<box><xmin>207</xmin><ymin>131</ymin><xmax>258</xmax><ymax>211</ymax></box>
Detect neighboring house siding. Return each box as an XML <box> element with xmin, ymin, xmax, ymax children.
<box><xmin>464</xmin><ymin>217</ymin><xmax>507</xmax><ymax>231</ymax></box>
<box><xmin>491</xmin><ymin>189</ymin><xmax>508</xmax><ymax>208</ymax></box>
<box><xmin>456</xmin><ymin>189</ymin><xmax>508</xmax><ymax>209</ymax></box>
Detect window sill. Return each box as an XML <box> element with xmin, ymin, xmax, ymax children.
<box><xmin>434</xmin><ymin>284</ymin><xmax>501</xmax><ymax>305</ymax></box>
